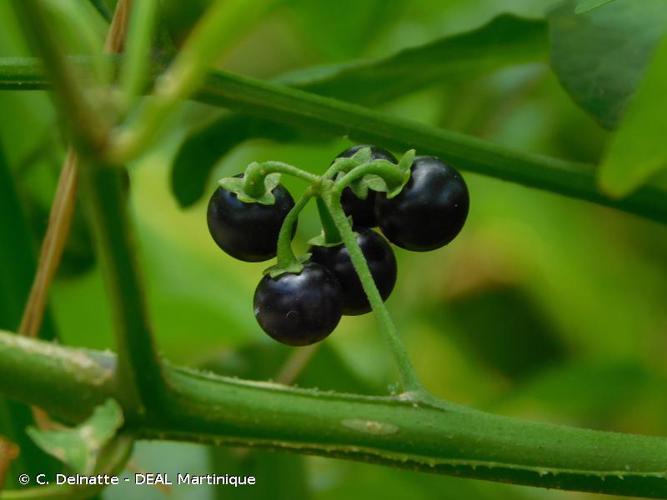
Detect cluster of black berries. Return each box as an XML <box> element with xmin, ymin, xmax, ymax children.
<box><xmin>207</xmin><ymin>145</ymin><xmax>469</xmax><ymax>346</ymax></box>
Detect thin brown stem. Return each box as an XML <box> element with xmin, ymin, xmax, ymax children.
<box><xmin>0</xmin><ymin>438</ymin><xmax>19</xmax><ymax>490</ymax></box>
<box><xmin>17</xmin><ymin>0</ymin><xmax>132</xmax><ymax>339</ymax></box>
<box><xmin>275</xmin><ymin>345</ymin><xmax>320</xmax><ymax>385</ymax></box>
<box><xmin>18</xmin><ymin>149</ymin><xmax>78</xmax><ymax>338</ymax></box>
<box><xmin>104</xmin><ymin>0</ymin><xmax>132</xmax><ymax>53</ymax></box>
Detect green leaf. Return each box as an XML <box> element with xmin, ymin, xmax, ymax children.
<box><xmin>171</xmin><ymin>114</ymin><xmax>308</xmax><ymax>207</ymax></box>
<box><xmin>574</xmin><ymin>0</ymin><xmax>615</xmax><ymax>14</ymax></box>
<box><xmin>172</xmin><ymin>14</ymin><xmax>547</xmax><ymax>207</ymax></box>
<box><xmin>548</xmin><ymin>0</ymin><xmax>667</xmax><ymax>129</ymax></box>
<box><xmin>27</xmin><ymin>399</ymin><xmax>123</xmax><ymax>474</ymax></box>
<box><xmin>279</xmin><ymin>14</ymin><xmax>548</xmax><ymax>105</ymax></box>
<box><xmin>598</xmin><ymin>33</ymin><xmax>667</xmax><ymax>197</ymax></box>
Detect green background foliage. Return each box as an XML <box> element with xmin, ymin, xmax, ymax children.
<box><xmin>1</xmin><ymin>0</ymin><xmax>667</xmax><ymax>498</ymax></box>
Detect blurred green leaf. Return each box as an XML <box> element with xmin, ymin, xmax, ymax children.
<box><xmin>574</xmin><ymin>0</ymin><xmax>615</xmax><ymax>14</ymax></box>
<box><xmin>548</xmin><ymin>0</ymin><xmax>667</xmax><ymax>129</ymax></box>
<box><xmin>171</xmin><ymin>114</ymin><xmax>308</xmax><ymax>206</ymax></box>
<box><xmin>492</xmin><ymin>361</ymin><xmax>667</xmax><ymax>433</ymax></box>
<box><xmin>173</xmin><ymin>14</ymin><xmax>547</xmax><ymax>207</ymax></box>
<box><xmin>27</xmin><ymin>399</ymin><xmax>123</xmax><ymax>474</ymax></box>
<box><xmin>598</xmin><ymin>33</ymin><xmax>667</xmax><ymax>197</ymax></box>
<box><xmin>427</xmin><ymin>287</ymin><xmax>568</xmax><ymax>381</ymax></box>
<box><xmin>87</xmin><ymin>0</ymin><xmax>112</xmax><ymax>22</ymax></box>
<box><xmin>203</xmin><ymin>341</ymin><xmax>379</xmax><ymax>394</ymax></box>
<box><xmin>281</xmin><ymin>14</ymin><xmax>547</xmax><ymax>104</ymax></box>
<box><xmin>211</xmin><ymin>448</ymin><xmax>310</xmax><ymax>500</ymax></box>
<box><xmin>0</xmin><ymin>142</ymin><xmax>61</xmax><ymax>485</ymax></box>
<box><xmin>286</xmin><ymin>0</ymin><xmax>401</xmax><ymax>60</ymax></box>
<box><xmin>158</xmin><ymin>0</ymin><xmax>212</xmax><ymax>46</ymax></box>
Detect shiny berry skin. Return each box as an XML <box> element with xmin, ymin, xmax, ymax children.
<box><xmin>375</xmin><ymin>156</ymin><xmax>469</xmax><ymax>251</ymax></box>
<box><xmin>336</xmin><ymin>145</ymin><xmax>397</xmax><ymax>228</ymax></box>
<box><xmin>207</xmin><ymin>181</ymin><xmax>295</xmax><ymax>262</ymax></box>
<box><xmin>310</xmin><ymin>228</ymin><xmax>397</xmax><ymax>316</ymax></box>
<box><xmin>254</xmin><ymin>263</ymin><xmax>343</xmax><ymax>346</ymax></box>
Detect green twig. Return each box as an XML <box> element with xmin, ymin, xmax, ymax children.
<box><xmin>333</xmin><ymin>160</ymin><xmax>407</xmax><ymax>196</ymax></box>
<box><xmin>242</xmin><ymin>161</ymin><xmax>320</xmax><ymax>198</ymax></box>
<box><xmin>109</xmin><ymin>0</ymin><xmax>275</xmax><ymax>162</ymax></box>
<box><xmin>2</xmin><ymin>57</ymin><xmax>666</xmax><ymax>223</ymax></box>
<box><xmin>10</xmin><ymin>2</ymin><xmax>109</xmax><ymax>154</ymax></box>
<box><xmin>275</xmin><ymin>190</ymin><xmax>314</xmax><ymax>270</ymax></box>
<box><xmin>196</xmin><ymin>70</ymin><xmax>667</xmax><ymax>224</ymax></box>
<box><xmin>2</xmin><ymin>331</ymin><xmax>667</xmax><ymax>498</ymax></box>
<box><xmin>78</xmin><ymin>163</ymin><xmax>167</xmax><ymax>417</ymax></box>
<box><xmin>118</xmin><ymin>0</ymin><xmax>159</xmax><ymax>110</ymax></box>
<box><xmin>315</xmin><ymin>197</ymin><xmax>342</xmax><ymax>244</ymax></box>
<box><xmin>322</xmin><ymin>192</ymin><xmax>423</xmax><ymax>393</ymax></box>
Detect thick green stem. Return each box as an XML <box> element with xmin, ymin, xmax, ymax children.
<box><xmin>10</xmin><ymin>2</ymin><xmax>109</xmax><ymax>154</ymax></box>
<box><xmin>315</xmin><ymin>197</ymin><xmax>342</xmax><ymax>244</ymax></box>
<box><xmin>118</xmin><ymin>0</ymin><xmax>159</xmax><ymax>111</ymax></box>
<box><xmin>109</xmin><ymin>0</ymin><xmax>275</xmax><ymax>162</ymax></box>
<box><xmin>2</xmin><ymin>331</ymin><xmax>667</xmax><ymax>498</ymax></box>
<box><xmin>194</xmin><ymin>70</ymin><xmax>667</xmax><ymax>223</ymax></box>
<box><xmin>2</xmin><ymin>57</ymin><xmax>666</xmax><ymax>222</ymax></box>
<box><xmin>275</xmin><ymin>191</ymin><xmax>314</xmax><ymax>270</ymax></box>
<box><xmin>78</xmin><ymin>163</ymin><xmax>167</xmax><ymax>417</ymax></box>
<box><xmin>322</xmin><ymin>193</ymin><xmax>422</xmax><ymax>393</ymax></box>
<box><xmin>243</xmin><ymin>161</ymin><xmax>320</xmax><ymax>199</ymax></box>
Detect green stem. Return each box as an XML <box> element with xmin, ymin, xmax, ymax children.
<box><xmin>243</xmin><ymin>161</ymin><xmax>320</xmax><ymax>198</ymax></box>
<box><xmin>333</xmin><ymin>160</ymin><xmax>407</xmax><ymax>196</ymax></box>
<box><xmin>2</xmin><ymin>331</ymin><xmax>667</xmax><ymax>498</ymax></box>
<box><xmin>322</xmin><ymin>157</ymin><xmax>358</xmax><ymax>180</ymax></box>
<box><xmin>109</xmin><ymin>0</ymin><xmax>275</xmax><ymax>162</ymax></box>
<box><xmin>78</xmin><ymin>163</ymin><xmax>167</xmax><ymax>417</ymax></box>
<box><xmin>118</xmin><ymin>0</ymin><xmax>159</xmax><ymax>111</ymax></box>
<box><xmin>275</xmin><ymin>191</ymin><xmax>314</xmax><ymax>270</ymax></box>
<box><xmin>193</xmin><ymin>70</ymin><xmax>666</xmax><ymax>223</ymax></box>
<box><xmin>315</xmin><ymin>197</ymin><xmax>341</xmax><ymax>244</ymax></box>
<box><xmin>322</xmin><ymin>192</ymin><xmax>422</xmax><ymax>393</ymax></box>
<box><xmin>2</xmin><ymin>57</ymin><xmax>666</xmax><ymax>223</ymax></box>
<box><xmin>9</xmin><ymin>2</ymin><xmax>109</xmax><ymax>154</ymax></box>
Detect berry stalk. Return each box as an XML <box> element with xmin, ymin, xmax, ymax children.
<box><xmin>243</xmin><ymin>161</ymin><xmax>320</xmax><ymax>199</ymax></box>
<box><xmin>275</xmin><ymin>190</ymin><xmax>314</xmax><ymax>270</ymax></box>
<box><xmin>333</xmin><ymin>161</ymin><xmax>407</xmax><ymax>196</ymax></box>
<box><xmin>322</xmin><ymin>192</ymin><xmax>422</xmax><ymax>393</ymax></box>
<box><xmin>315</xmin><ymin>197</ymin><xmax>342</xmax><ymax>244</ymax></box>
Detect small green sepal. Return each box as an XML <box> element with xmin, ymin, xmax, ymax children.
<box><xmin>308</xmin><ymin>232</ymin><xmax>343</xmax><ymax>248</ymax></box>
<box><xmin>398</xmin><ymin>149</ymin><xmax>416</xmax><ymax>174</ymax></box>
<box><xmin>385</xmin><ymin>149</ymin><xmax>415</xmax><ymax>199</ymax></box>
<box><xmin>346</xmin><ymin>158</ymin><xmax>411</xmax><ymax>199</ymax></box>
<box><xmin>217</xmin><ymin>172</ymin><xmax>281</xmax><ymax>205</ymax></box>
<box><xmin>350</xmin><ymin>146</ymin><xmax>372</xmax><ymax>164</ymax></box>
<box><xmin>264</xmin><ymin>254</ymin><xmax>310</xmax><ymax>278</ymax></box>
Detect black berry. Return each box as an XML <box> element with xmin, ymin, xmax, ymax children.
<box><xmin>375</xmin><ymin>156</ymin><xmax>469</xmax><ymax>251</ymax></box>
<box><xmin>310</xmin><ymin>228</ymin><xmax>397</xmax><ymax>316</ymax></box>
<box><xmin>207</xmin><ymin>180</ymin><xmax>295</xmax><ymax>262</ymax></box>
<box><xmin>253</xmin><ymin>262</ymin><xmax>343</xmax><ymax>346</ymax></box>
<box><xmin>336</xmin><ymin>145</ymin><xmax>397</xmax><ymax>228</ymax></box>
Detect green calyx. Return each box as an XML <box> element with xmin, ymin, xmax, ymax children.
<box><xmin>337</xmin><ymin>149</ymin><xmax>415</xmax><ymax>201</ymax></box>
<box><xmin>218</xmin><ymin>171</ymin><xmax>281</xmax><ymax>204</ymax></box>
<box><xmin>264</xmin><ymin>254</ymin><xmax>310</xmax><ymax>278</ymax></box>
